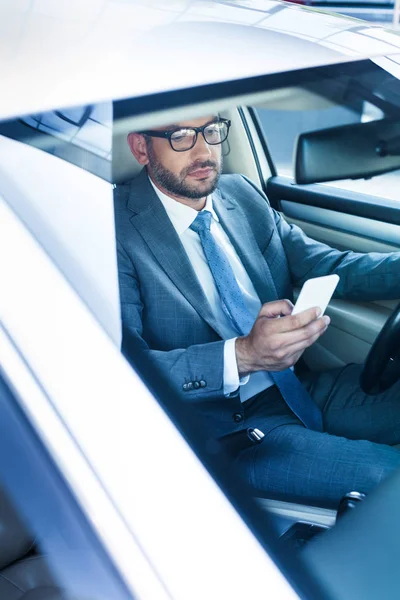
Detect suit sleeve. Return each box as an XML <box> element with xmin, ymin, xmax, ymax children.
<box><xmin>116</xmin><ymin>240</ymin><xmax>227</xmax><ymax>402</ymax></box>
<box><xmin>240</xmin><ymin>175</ymin><xmax>400</xmax><ymax>302</ymax></box>
<box><xmin>273</xmin><ymin>210</ymin><xmax>400</xmax><ymax>301</ymax></box>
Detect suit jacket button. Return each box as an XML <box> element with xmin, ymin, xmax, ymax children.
<box><xmin>187</xmin><ymin>382</ymin><xmax>194</xmax><ymax>390</ymax></box>
<box><xmin>199</xmin><ymin>380</ymin><xmax>206</xmax><ymax>388</ymax></box>
<box><xmin>233</xmin><ymin>413</ymin><xmax>243</xmax><ymax>423</ymax></box>
<box><xmin>182</xmin><ymin>383</ymin><xmax>188</xmax><ymax>391</ymax></box>
<box><xmin>193</xmin><ymin>381</ymin><xmax>200</xmax><ymax>389</ymax></box>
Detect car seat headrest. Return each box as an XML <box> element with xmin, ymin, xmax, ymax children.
<box><xmin>112</xmin><ymin>127</ymin><xmax>142</xmax><ymax>185</ymax></box>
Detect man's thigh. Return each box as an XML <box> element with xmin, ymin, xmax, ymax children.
<box><xmin>235</xmin><ymin>424</ymin><xmax>400</xmax><ymax>507</ymax></box>
<box><xmin>300</xmin><ymin>364</ymin><xmax>400</xmax><ymax>445</ymax></box>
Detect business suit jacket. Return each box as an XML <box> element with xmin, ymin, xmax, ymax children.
<box><xmin>114</xmin><ymin>169</ymin><xmax>400</xmax><ymax>437</ymax></box>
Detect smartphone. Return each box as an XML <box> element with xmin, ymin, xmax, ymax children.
<box><xmin>292</xmin><ymin>274</ymin><xmax>340</xmax><ymax>316</ymax></box>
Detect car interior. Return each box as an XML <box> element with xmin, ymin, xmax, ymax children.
<box><xmin>1</xmin><ymin>55</ymin><xmax>400</xmax><ymax>598</ymax></box>
<box><xmin>113</xmin><ymin>104</ymin><xmax>338</xmax><ymax>536</ymax></box>
<box><xmin>0</xmin><ymin>482</ymin><xmax>64</xmax><ymax>600</ymax></box>
<box><xmin>112</xmin><ymin>81</ymin><xmax>400</xmax><ymax>543</ymax></box>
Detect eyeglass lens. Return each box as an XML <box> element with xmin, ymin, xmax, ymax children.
<box><xmin>170</xmin><ymin>121</ymin><xmax>228</xmax><ymax>151</ymax></box>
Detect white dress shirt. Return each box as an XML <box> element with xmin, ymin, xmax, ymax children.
<box><xmin>149</xmin><ymin>177</ymin><xmax>274</xmax><ymax>402</ymax></box>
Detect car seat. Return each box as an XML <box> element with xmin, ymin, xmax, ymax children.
<box><xmin>0</xmin><ymin>484</ymin><xmax>64</xmax><ymax>599</ymax></box>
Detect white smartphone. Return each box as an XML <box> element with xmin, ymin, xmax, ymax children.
<box><xmin>292</xmin><ymin>274</ymin><xmax>340</xmax><ymax>316</ymax></box>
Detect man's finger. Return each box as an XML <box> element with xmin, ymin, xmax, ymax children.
<box><xmin>278</xmin><ymin>306</ymin><xmax>323</xmax><ymax>333</ymax></box>
<box><xmin>280</xmin><ymin>319</ymin><xmax>330</xmax><ymax>356</ymax></box>
<box><xmin>264</xmin><ymin>314</ymin><xmax>330</xmax><ymax>352</ymax></box>
<box><xmin>258</xmin><ymin>299</ymin><xmax>294</xmax><ymax>319</ymax></box>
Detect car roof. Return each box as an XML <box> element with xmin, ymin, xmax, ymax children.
<box><xmin>1</xmin><ymin>0</ymin><xmax>400</xmax><ymax>120</ymax></box>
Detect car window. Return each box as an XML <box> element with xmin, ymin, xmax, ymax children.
<box><xmin>0</xmin><ymin>373</ymin><xmax>133</xmax><ymax>600</ymax></box>
<box><xmin>2</xmin><ymin>103</ymin><xmax>112</xmax><ymax>180</ymax></box>
<box><xmin>0</xmin><ymin>95</ymin><xmax>284</xmax><ymax>562</ymax></box>
<box><xmin>253</xmin><ymin>60</ymin><xmax>400</xmax><ymax>202</ymax></box>
<box><xmin>21</xmin><ymin>105</ymin><xmax>112</xmax><ymax>159</ymax></box>
<box><xmin>0</xmin><ymin>103</ymin><xmax>121</xmax><ymax>346</ymax></box>
<box><xmin>1</xmin><ymin>56</ymin><xmax>399</xmax><ymax>534</ymax></box>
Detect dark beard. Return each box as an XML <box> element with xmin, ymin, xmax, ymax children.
<box><xmin>147</xmin><ymin>142</ymin><xmax>222</xmax><ymax>200</ymax></box>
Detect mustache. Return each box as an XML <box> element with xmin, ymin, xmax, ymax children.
<box><xmin>185</xmin><ymin>160</ymin><xmax>218</xmax><ymax>176</ymax></box>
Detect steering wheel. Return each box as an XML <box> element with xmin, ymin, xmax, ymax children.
<box><xmin>360</xmin><ymin>301</ymin><xmax>400</xmax><ymax>395</ymax></box>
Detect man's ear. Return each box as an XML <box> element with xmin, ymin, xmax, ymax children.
<box><xmin>127</xmin><ymin>132</ymin><xmax>149</xmax><ymax>165</ymax></box>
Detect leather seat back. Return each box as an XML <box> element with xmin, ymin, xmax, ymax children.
<box><xmin>0</xmin><ymin>485</ymin><xmax>63</xmax><ymax>599</ymax></box>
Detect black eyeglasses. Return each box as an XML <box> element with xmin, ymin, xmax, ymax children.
<box><xmin>141</xmin><ymin>118</ymin><xmax>231</xmax><ymax>152</ymax></box>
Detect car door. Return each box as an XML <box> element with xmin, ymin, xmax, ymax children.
<box><xmin>0</xmin><ymin>100</ymin><xmax>302</xmax><ymax>600</ymax></box>
<box><xmin>0</xmin><ymin>365</ymin><xmax>145</xmax><ymax>600</ymax></box>
<box><xmin>246</xmin><ymin>59</ymin><xmax>400</xmax><ymax>372</ymax></box>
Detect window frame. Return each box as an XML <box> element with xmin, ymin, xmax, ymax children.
<box><xmin>0</xmin><ymin>365</ymin><xmax>137</xmax><ymax>600</ymax></box>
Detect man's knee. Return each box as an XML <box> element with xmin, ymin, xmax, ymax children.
<box><xmin>244</xmin><ymin>429</ymin><xmax>400</xmax><ymax>505</ymax></box>
<box><xmin>360</xmin><ymin>460</ymin><xmax>400</xmax><ymax>492</ymax></box>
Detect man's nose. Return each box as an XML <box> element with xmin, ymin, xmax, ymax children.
<box><xmin>191</xmin><ymin>132</ymin><xmax>212</xmax><ymax>157</ymax></box>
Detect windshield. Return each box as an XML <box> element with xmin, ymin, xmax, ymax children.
<box><xmin>254</xmin><ymin>57</ymin><xmax>400</xmax><ymax>201</ymax></box>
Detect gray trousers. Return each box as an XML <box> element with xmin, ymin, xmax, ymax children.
<box><xmin>234</xmin><ymin>364</ymin><xmax>400</xmax><ymax>508</ymax></box>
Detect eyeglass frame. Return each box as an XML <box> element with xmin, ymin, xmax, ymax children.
<box><xmin>140</xmin><ymin>118</ymin><xmax>231</xmax><ymax>152</ymax></box>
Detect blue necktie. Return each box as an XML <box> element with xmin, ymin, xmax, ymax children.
<box><xmin>190</xmin><ymin>210</ymin><xmax>323</xmax><ymax>432</ymax></box>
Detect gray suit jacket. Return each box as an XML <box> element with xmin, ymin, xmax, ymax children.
<box><xmin>114</xmin><ymin>169</ymin><xmax>400</xmax><ymax>436</ymax></box>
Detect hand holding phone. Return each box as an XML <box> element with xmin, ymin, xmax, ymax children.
<box><xmin>292</xmin><ymin>274</ymin><xmax>340</xmax><ymax>317</ymax></box>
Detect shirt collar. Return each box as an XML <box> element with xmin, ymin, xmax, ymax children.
<box><xmin>149</xmin><ymin>176</ymin><xmax>219</xmax><ymax>237</ymax></box>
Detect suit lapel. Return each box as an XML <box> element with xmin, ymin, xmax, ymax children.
<box><xmin>213</xmin><ymin>188</ymin><xmax>278</xmax><ymax>304</ymax></box>
<box><xmin>126</xmin><ymin>171</ymin><xmax>226</xmax><ymax>337</ymax></box>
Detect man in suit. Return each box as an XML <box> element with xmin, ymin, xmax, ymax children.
<box><xmin>114</xmin><ymin>114</ymin><xmax>400</xmax><ymax>507</ymax></box>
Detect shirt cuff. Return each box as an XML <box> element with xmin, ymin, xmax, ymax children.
<box><xmin>223</xmin><ymin>338</ymin><xmax>250</xmax><ymax>397</ymax></box>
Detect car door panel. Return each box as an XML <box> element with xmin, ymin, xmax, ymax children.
<box><xmin>300</xmin><ymin>298</ymin><xmax>393</xmax><ymax>370</ymax></box>
<box><xmin>282</xmin><ymin>205</ymin><xmax>400</xmax><ymax>253</ymax></box>
<box><xmin>266</xmin><ymin>181</ymin><xmax>400</xmax><ymax>371</ymax></box>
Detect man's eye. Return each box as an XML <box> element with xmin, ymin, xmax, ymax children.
<box><xmin>171</xmin><ymin>129</ymin><xmax>190</xmax><ymax>141</ymax></box>
<box><xmin>205</xmin><ymin>126</ymin><xmax>220</xmax><ymax>138</ymax></box>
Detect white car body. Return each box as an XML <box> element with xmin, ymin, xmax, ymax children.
<box><xmin>1</xmin><ymin>1</ymin><xmax>400</xmax><ymax>599</ymax></box>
